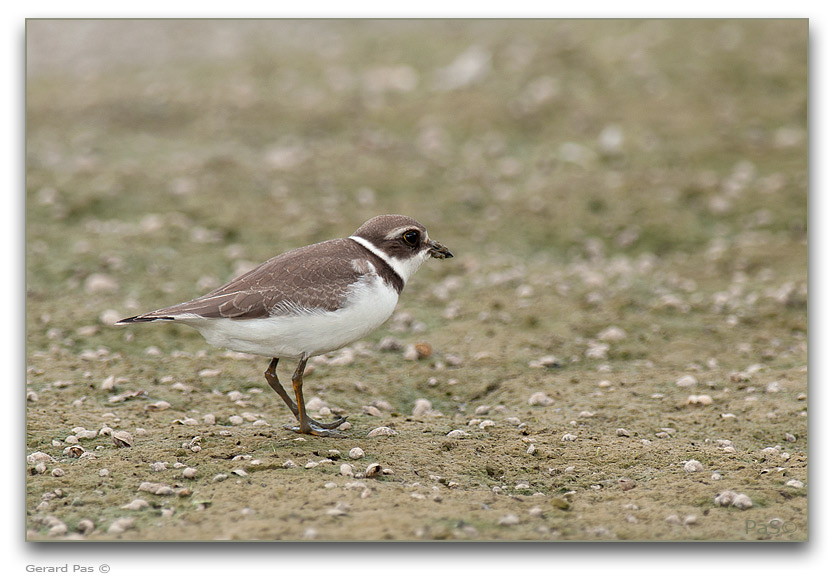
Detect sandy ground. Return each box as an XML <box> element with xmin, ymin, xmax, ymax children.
<box><xmin>25</xmin><ymin>19</ymin><xmax>807</xmax><ymax>541</ymax></box>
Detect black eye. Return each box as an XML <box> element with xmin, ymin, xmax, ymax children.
<box><xmin>402</xmin><ymin>230</ymin><xmax>420</xmax><ymax>246</ymax></box>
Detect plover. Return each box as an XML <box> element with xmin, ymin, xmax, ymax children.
<box><xmin>117</xmin><ymin>214</ymin><xmax>453</xmax><ymax>437</ymax></box>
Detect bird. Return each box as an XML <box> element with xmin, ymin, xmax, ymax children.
<box><xmin>116</xmin><ymin>214</ymin><xmax>453</xmax><ymax>437</ymax></box>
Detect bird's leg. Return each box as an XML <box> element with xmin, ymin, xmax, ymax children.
<box><xmin>264</xmin><ymin>358</ymin><xmax>347</xmax><ymax>430</ymax></box>
<box><xmin>264</xmin><ymin>358</ymin><xmax>298</xmax><ymax>413</ymax></box>
<box><xmin>285</xmin><ymin>356</ymin><xmax>345</xmax><ymax>437</ymax></box>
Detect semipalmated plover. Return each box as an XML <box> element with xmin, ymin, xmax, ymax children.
<box><xmin>117</xmin><ymin>215</ymin><xmax>453</xmax><ymax>437</ymax></box>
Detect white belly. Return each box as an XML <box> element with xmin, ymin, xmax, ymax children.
<box><xmin>179</xmin><ymin>276</ymin><xmax>400</xmax><ymax>359</ymax></box>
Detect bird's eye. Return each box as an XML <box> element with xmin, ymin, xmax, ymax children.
<box><xmin>402</xmin><ymin>230</ymin><xmax>420</xmax><ymax>246</ymax></box>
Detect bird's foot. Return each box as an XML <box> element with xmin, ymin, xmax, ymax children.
<box><xmin>283</xmin><ymin>423</ymin><xmax>346</xmax><ymax>438</ymax></box>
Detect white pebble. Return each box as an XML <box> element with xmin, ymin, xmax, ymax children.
<box><xmin>684</xmin><ymin>459</ymin><xmax>704</xmax><ymax>473</ymax></box>
<box><xmin>367</xmin><ymin>426</ymin><xmax>398</xmax><ymax>437</ymax></box>
<box><xmin>597</xmin><ymin>326</ymin><xmax>626</xmax><ymax>342</ymax></box>
<box><xmin>412</xmin><ymin>398</ymin><xmax>434</xmax><ymax>417</ymax></box>
<box><xmin>121</xmin><ymin>499</ymin><xmax>150</xmax><ymax>511</ymax></box>
<box><xmin>676</xmin><ymin>375</ymin><xmax>698</xmax><ymax>388</ymax></box>
<box><xmin>340</xmin><ymin>464</ymin><xmax>354</xmax><ymax>477</ymax></box>
<box><xmin>228</xmin><ymin>415</ymin><xmax>244</xmax><ymax>425</ymax></box>
<box><xmin>785</xmin><ymin>479</ymin><xmax>803</xmax><ymax>488</ymax></box>
<box><xmin>731</xmin><ymin>493</ymin><xmax>753</xmax><ymax>509</ymax></box>
<box><xmin>183</xmin><ymin>467</ymin><xmax>197</xmax><ymax>479</ymax></box>
<box><xmin>687</xmin><ymin>394</ymin><xmax>714</xmax><ymax>406</ymax></box>
<box><xmin>202</xmin><ymin>414</ymin><xmax>216</xmax><ymax>425</ymax></box>
<box><xmin>561</xmin><ymin>433</ymin><xmax>577</xmax><ymax>442</ymax></box>
<box><xmin>349</xmin><ymin>447</ymin><xmax>365</xmax><ymax>459</ymax></box>
<box><xmin>498</xmin><ymin>513</ymin><xmax>520</xmax><ymax>526</ymax></box>
<box><xmin>479</xmin><ymin>420</ymin><xmax>496</xmax><ymax>429</ymax></box>
<box><xmin>527</xmin><ymin>392</ymin><xmax>555</xmax><ymax>406</ymax></box>
<box><xmin>107</xmin><ymin>517</ymin><xmax>135</xmax><ymax>534</ymax></box>
<box><xmin>446</xmin><ymin>429</ymin><xmax>468</xmax><ymax>438</ymax></box>
<box><xmin>51</xmin><ymin>468</ymin><xmax>65</xmax><ymax>477</ymax></box>
<box><xmin>364</xmin><ymin>463</ymin><xmax>382</xmax><ymax>478</ymax></box>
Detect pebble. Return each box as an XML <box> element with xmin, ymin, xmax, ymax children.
<box><xmin>618</xmin><ymin>478</ymin><xmax>637</xmax><ymax>491</ymax></box>
<box><xmin>785</xmin><ymin>433</ymin><xmax>797</xmax><ymax>442</ymax></box>
<box><xmin>121</xmin><ymin>499</ymin><xmax>150</xmax><ymax>511</ymax></box>
<box><xmin>412</xmin><ymin>398</ymin><xmax>434</xmax><ymax>417</ymax></box>
<box><xmin>597</xmin><ymin>326</ymin><xmax>627</xmax><ymax>342</ymax></box>
<box><xmin>349</xmin><ymin>447</ymin><xmax>365</xmax><ymax>459</ymax></box>
<box><xmin>145</xmin><ymin>400</ymin><xmax>171</xmax><ymax>412</ymax></box>
<box><xmin>714</xmin><ymin>490</ymin><xmax>753</xmax><ymax>509</ymax></box>
<box><xmin>77</xmin><ymin>519</ymin><xmax>95</xmax><ymax>535</ymax></box>
<box><xmin>446</xmin><ymin>429</ymin><xmax>468</xmax><ymax>438</ymax></box>
<box><xmin>528</xmin><ymin>355</ymin><xmax>561</xmax><ymax>369</ymax></box>
<box><xmin>498</xmin><ymin>513</ymin><xmax>520</xmax><ymax>526</ymax></box>
<box><xmin>51</xmin><ymin>468</ymin><xmax>65</xmax><ymax>477</ymax></box>
<box><xmin>231</xmin><ymin>469</ymin><xmax>248</xmax><ymax>477</ymax></box>
<box><xmin>479</xmin><ymin>420</ymin><xmax>496</xmax><ymax>429</ymax></box>
<box><xmin>676</xmin><ymin>375</ymin><xmax>698</xmax><ymax>388</ymax></box>
<box><xmin>100</xmin><ymin>375</ymin><xmax>116</xmax><ymax>391</ymax></box>
<box><xmin>107</xmin><ymin>517</ymin><xmax>135</xmax><ymax>534</ymax></box>
<box><xmin>561</xmin><ymin>433</ymin><xmax>577</xmax><ymax>442</ymax></box>
<box><xmin>684</xmin><ymin>459</ymin><xmax>704</xmax><ymax>473</ymax></box>
<box><xmin>340</xmin><ymin>464</ymin><xmax>354</xmax><ymax>477</ymax></box>
<box><xmin>616</xmin><ymin>428</ymin><xmax>631</xmax><ymax>437</ymax></box>
<box><xmin>686</xmin><ymin>394</ymin><xmax>714</xmax><ymax>406</ymax></box>
<box><xmin>228</xmin><ymin>415</ymin><xmax>244</xmax><ymax>425</ymax></box>
<box><xmin>527</xmin><ymin>392</ymin><xmax>555</xmax><ymax>406</ymax></box>
<box><xmin>785</xmin><ymin>479</ymin><xmax>803</xmax><ymax>488</ymax></box>
<box><xmin>213</xmin><ymin>473</ymin><xmax>229</xmax><ymax>482</ymax></box>
<box><xmin>183</xmin><ymin>467</ymin><xmax>197</xmax><ymax>479</ymax></box>
<box><xmin>367</xmin><ymin>426</ymin><xmax>398</xmax><ymax>437</ymax></box>
<box><xmin>84</xmin><ymin>273</ymin><xmax>119</xmax><ymax>294</ymax></box>
<box><xmin>364</xmin><ymin>463</ymin><xmax>382</xmax><ymax>478</ymax></box>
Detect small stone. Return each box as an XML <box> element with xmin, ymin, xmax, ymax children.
<box><xmin>364</xmin><ymin>463</ymin><xmax>382</xmax><ymax>478</ymax></box>
<box><xmin>107</xmin><ymin>517</ymin><xmax>135</xmax><ymax>534</ymax></box>
<box><xmin>145</xmin><ymin>400</ymin><xmax>171</xmax><ymax>412</ymax></box>
<box><xmin>412</xmin><ymin>398</ymin><xmax>434</xmax><ymax>417</ymax></box>
<box><xmin>349</xmin><ymin>447</ymin><xmax>365</xmax><ymax>459</ymax></box>
<box><xmin>228</xmin><ymin>415</ymin><xmax>244</xmax><ymax>425</ymax></box>
<box><xmin>51</xmin><ymin>468</ymin><xmax>65</xmax><ymax>477</ymax></box>
<box><xmin>340</xmin><ymin>464</ymin><xmax>354</xmax><ymax>477</ymax></box>
<box><xmin>785</xmin><ymin>433</ymin><xmax>797</xmax><ymax>443</ymax></box>
<box><xmin>561</xmin><ymin>433</ymin><xmax>577</xmax><ymax>442</ymax></box>
<box><xmin>213</xmin><ymin>473</ymin><xmax>229</xmax><ymax>482</ymax></box>
<box><xmin>731</xmin><ymin>493</ymin><xmax>753</xmax><ymax>510</ymax></box>
<box><xmin>684</xmin><ymin>459</ymin><xmax>704</xmax><ymax>473</ymax></box>
<box><xmin>84</xmin><ymin>273</ymin><xmax>119</xmax><ymax>294</ymax></box>
<box><xmin>367</xmin><ymin>426</ymin><xmax>398</xmax><ymax>437</ymax></box>
<box><xmin>112</xmin><ymin>431</ymin><xmax>134</xmax><ymax>448</ymax></box>
<box><xmin>618</xmin><ymin>478</ymin><xmax>637</xmax><ymax>491</ymax></box>
<box><xmin>121</xmin><ymin>499</ymin><xmax>150</xmax><ymax>511</ymax></box>
<box><xmin>231</xmin><ymin>469</ymin><xmax>248</xmax><ymax>477</ymax></box>
<box><xmin>183</xmin><ymin>467</ymin><xmax>197</xmax><ymax>479</ymax></box>
<box><xmin>77</xmin><ymin>519</ymin><xmax>95</xmax><ymax>535</ymax></box>
<box><xmin>446</xmin><ymin>429</ymin><xmax>468</xmax><ymax>438</ymax></box>
<box><xmin>527</xmin><ymin>391</ymin><xmax>555</xmax><ymax>406</ymax></box>
<box><xmin>616</xmin><ymin>428</ymin><xmax>631</xmax><ymax>437</ymax></box>
<box><xmin>498</xmin><ymin>513</ymin><xmax>520</xmax><ymax>526</ymax></box>
<box><xmin>785</xmin><ymin>479</ymin><xmax>804</xmax><ymax>489</ymax></box>
<box><xmin>686</xmin><ymin>394</ymin><xmax>714</xmax><ymax>406</ymax></box>
<box><xmin>676</xmin><ymin>375</ymin><xmax>698</xmax><ymax>388</ymax></box>
<box><xmin>100</xmin><ymin>375</ymin><xmax>116</xmax><ymax>391</ymax></box>
<box><xmin>597</xmin><ymin>326</ymin><xmax>627</xmax><ymax>342</ymax></box>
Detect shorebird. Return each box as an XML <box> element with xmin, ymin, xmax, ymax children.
<box><xmin>117</xmin><ymin>215</ymin><xmax>453</xmax><ymax>437</ymax></box>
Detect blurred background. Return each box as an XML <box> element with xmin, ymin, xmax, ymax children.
<box><xmin>24</xmin><ymin>18</ymin><xmax>809</xmax><ymax>543</ymax></box>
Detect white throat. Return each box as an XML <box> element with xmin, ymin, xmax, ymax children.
<box><xmin>349</xmin><ymin>235</ymin><xmax>428</xmax><ymax>285</ymax></box>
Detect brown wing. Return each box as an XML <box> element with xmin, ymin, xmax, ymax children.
<box><xmin>127</xmin><ymin>239</ymin><xmax>369</xmax><ymax>321</ymax></box>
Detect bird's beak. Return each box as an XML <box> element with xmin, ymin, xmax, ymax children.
<box><xmin>428</xmin><ymin>239</ymin><xmax>453</xmax><ymax>259</ymax></box>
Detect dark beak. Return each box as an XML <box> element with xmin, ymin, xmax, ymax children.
<box><xmin>428</xmin><ymin>239</ymin><xmax>453</xmax><ymax>259</ymax></box>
